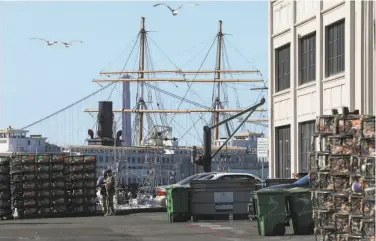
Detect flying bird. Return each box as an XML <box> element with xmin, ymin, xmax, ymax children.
<box><xmin>60</xmin><ymin>40</ymin><xmax>84</xmax><ymax>48</ymax></box>
<box><xmin>153</xmin><ymin>3</ymin><xmax>199</xmax><ymax>16</ymax></box>
<box><xmin>29</xmin><ymin>38</ymin><xmax>60</xmax><ymax>46</ymax></box>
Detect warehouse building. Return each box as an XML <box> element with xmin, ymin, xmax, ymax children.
<box><xmin>267</xmin><ymin>0</ymin><xmax>375</xmax><ymax>178</ymax></box>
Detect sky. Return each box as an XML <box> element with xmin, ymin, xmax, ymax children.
<box><xmin>0</xmin><ymin>1</ymin><xmax>268</xmax><ymax>146</ymax></box>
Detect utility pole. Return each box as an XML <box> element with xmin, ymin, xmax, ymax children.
<box><xmin>213</xmin><ymin>20</ymin><xmax>223</xmax><ymax>143</ymax></box>
<box><xmin>137</xmin><ymin>17</ymin><xmax>146</xmax><ymax>146</ymax></box>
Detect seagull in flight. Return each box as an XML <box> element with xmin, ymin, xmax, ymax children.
<box><xmin>29</xmin><ymin>38</ymin><xmax>60</xmax><ymax>46</ymax></box>
<box><xmin>60</xmin><ymin>40</ymin><xmax>84</xmax><ymax>48</ymax></box>
<box><xmin>153</xmin><ymin>3</ymin><xmax>199</xmax><ymax>16</ymax></box>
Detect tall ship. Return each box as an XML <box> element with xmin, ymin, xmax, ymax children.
<box><xmin>20</xmin><ymin>17</ymin><xmax>268</xmax><ymax>194</ymax></box>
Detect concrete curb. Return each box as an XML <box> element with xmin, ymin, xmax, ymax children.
<box><xmin>0</xmin><ymin>207</ymin><xmax>167</xmax><ymax>220</ymax></box>
<box><xmin>115</xmin><ymin>207</ymin><xmax>167</xmax><ymax>215</ymax></box>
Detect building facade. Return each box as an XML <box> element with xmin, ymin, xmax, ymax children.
<box><xmin>268</xmin><ymin>0</ymin><xmax>375</xmax><ymax>178</ymax></box>
<box><xmin>0</xmin><ymin>127</ymin><xmax>47</xmax><ymax>153</ymax></box>
<box><xmin>68</xmin><ymin>144</ymin><xmax>263</xmax><ymax>186</ymax></box>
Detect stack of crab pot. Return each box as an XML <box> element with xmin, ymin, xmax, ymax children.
<box><xmin>0</xmin><ymin>156</ymin><xmax>11</xmax><ymax>219</ymax></box>
<box><xmin>309</xmin><ymin>107</ymin><xmax>375</xmax><ymax>241</ymax></box>
<box><xmin>49</xmin><ymin>154</ymin><xmax>66</xmax><ymax>215</ymax></box>
<box><xmin>10</xmin><ymin>154</ymin><xmax>39</xmax><ymax>219</ymax></box>
<box><xmin>65</xmin><ymin>155</ymin><xmax>97</xmax><ymax>215</ymax></box>
<box><xmin>34</xmin><ymin>154</ymin><xmax>55</xmax><ymax>217</ymax></box>
<box><xmin>354</xmin><ymin>115</ymin><xmax>375</xmax><ymax>241</ymax></box>
<box><xmin>82</xmin><ymin>155</ymin><xmax>97</xmax><ymax>214</ymax></box>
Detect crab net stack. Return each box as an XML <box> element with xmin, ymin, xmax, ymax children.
<box><xmin>10</xmin><ymin>154</ymin><xmax>39</xmax><ymax>219</ymax></box>
<box><xmin>82</xmin><ymin>155</ymin><xmax>97</xmax><ymax>214</ymax></box>
<box><xmin>65</xmin><ymin>155</ymin><xmax>97</xmax><ymax>215</ymax></box>
<box><xmin>49</xmin><ymin>154</ymin><xmax>66</xmax><ymax>215</ymax></box>
<box><xmin>0</xmin><ymin>156</ymin><xmax>11</xmax><ymax>219</ymax></box>
<box><xmin>35</xmin><ymin>154</ymin><xmax>54</xmax><ymax>217</ymax></box>
<box><xmin>309</xmin><ymin>108</ymin><xmax>375</xmax><ymax>241</ymax></box>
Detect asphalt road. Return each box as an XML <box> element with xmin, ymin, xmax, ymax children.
<box><xmin>0</xmin><ymin>212</ymin><xmax>314</xmax><ymax>241</ymax></box>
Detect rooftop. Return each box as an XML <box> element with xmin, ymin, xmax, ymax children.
<box><xmin>234</xmin><ymin>131</ymin><xmax>263</xmax><ymax>137</ymax></box>
<box><xmin>69</xmin><ymin>144</ymin><xmax>248</xmax><ymax>151</ymax></box>
<box><xmin>0</xmin><ymin>126</ymin><xmax>28</xmax><ymax>134</ymax></box>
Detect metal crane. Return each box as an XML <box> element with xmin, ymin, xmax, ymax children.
<box><xmin>192</xmin><ymin>97</ymin><xmax>266</xmax><ymax>172</ymax></box>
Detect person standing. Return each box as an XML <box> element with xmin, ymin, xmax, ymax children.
<box><xmin>104</xmin><ymin>169</ymin><xmax>116</xmax><ymax>216</ymax></box>
<box><xmin>97</xmin><ymin>170</ymin><xmax>108</xmax><ymax>215</ymax></box>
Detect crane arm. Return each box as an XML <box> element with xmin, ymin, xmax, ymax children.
<box><xmin>193</xmin><ymin>97</ymin><xmax>266</xmax><ymax>172</ymax></box>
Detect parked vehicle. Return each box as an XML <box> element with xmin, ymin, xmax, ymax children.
<box><xmin>198</xmin><ymin>172</ymin><xmax>263</xmax><ymax>183</ymax></box>
<box><xmin>262</xmin><ymin>175</ymin><xmax>309</xmax><ymax>190</ymax></box>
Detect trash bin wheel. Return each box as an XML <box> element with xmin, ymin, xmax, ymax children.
<box><xmin>170</xmin><ymin>213</ymin><xmax>175</xmax><ymax>223</ymax></box>
<box><xmin>273</xmin><ymin>223</ymin><xmax>285</xmax><ymax>235</ymax></box>
<box><xmin>192</xmin><ymin>215</ymin><xmax>198</xmax><ymax>222</ymax></box>
<box><xmin>295</xmin><ymin>226</ymin><xmax>314</xmax><ymax>235</ymax></box>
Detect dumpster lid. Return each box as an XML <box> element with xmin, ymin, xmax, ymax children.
<box><xmin>288</xmin><ymin>187</ymin><xmax>311</xmax><ymax>193</ymax></box>
<box><xmin>316</xmin><ymin>190</ymin><xmax>335</xmax><ymax>194</ymax></box>
<box><xmin>168</xmin><ymin>185</ymin><xmax>189</xmax><ymax>189</ymax></box>
<box><xmin>255</xmin><ymin>189</ymin><xmax>288</xmax><ymax>194</ymax></box>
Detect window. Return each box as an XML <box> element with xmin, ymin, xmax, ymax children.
<box><xmin>275</xmin><ymin>125</ymin><xmax>291</xmax><ymax>178</ymax></box>
<box><xmin>326</xmin><ymin>19</ymin><xmax>345</xmax><ymax>77</ymax></box>
<box><xmin>231</xmin><ymin>175</ymin><xmax>257</xmax><ymax>181</ymax></box>
<box><xmin>275</xmin><ymin>44</ymin><xmax>291</xmax><ymax>92</ymax></box>
<box><xmin>177</xmin><ymin>174</ymin><xmax>199</xmax><ymax>184</ymax></box>
<box><xmin>299</xmin><ymin>121</ymin><xmax>315</xmax><ymax>173</ymax></box>
<box><xmin>300</xmin><ymin>33</ymin><xmax>316</xmax><ymax>84</ymax></box>
<box><xmin>200</xmin><ymin>174</ymin><xmax>215</xmax><ymax>180</ymax></box>
<box><xmin>217</xmin><ymin>176</ymin><xmax>232</xmax><ymax>181</ymax></box>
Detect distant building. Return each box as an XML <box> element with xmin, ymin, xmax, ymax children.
<box><xmin>215</xmin><ymin>131</ymin><xmax>265</xmax><ymax>155</ymax></box>
<box><xmin>268</xmin><ymin>0</ymin><xmax>375</xmax><ymax>178</ymax></box>
<box><xmin>69</xmin><ymin>131</ymin><xmax>267</xmax><ymax>185</ymax></box>
<box><xmin>0</xmin><ymin>126</ymin><xmax>64</xmax><ymax>155</ymax></box>
<box><xmin>45</xmin><ymin>142</ymin><xmax>64</xmax><ymax>153</ymax></box>
<box><xmin>0</xmin><ymin>126</ymin><xmax>47</xmax><ymax>153</ymax></box>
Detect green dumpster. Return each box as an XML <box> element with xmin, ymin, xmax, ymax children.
<box><xmin>287</xmin><ymin>187</ymin><xmax>314</xmax><ymax>235</ymax></box>
<box><xmin>253</xmin><ymin>189</ymin><xmax>287</xmax><ymax>236</ymax></box>
<box><xmin>166</xmin><ymin>185</ymin><xmax>190</xmax><ymax>222</ymax></box>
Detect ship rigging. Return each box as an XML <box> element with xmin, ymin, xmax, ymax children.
<box><xmin>84</xmin><ymin>17</ymin><xmax>268</xmax><ymax>147</ymax></box>
<box><xmin>19</xmin><ymin>17</ymin><xmax>269</xmax><ymax>198</ymax></box>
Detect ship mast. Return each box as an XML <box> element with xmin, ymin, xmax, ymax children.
<box><xmin>137</xmin><ymin>17</ymin><xmax>146</xmax><ymax>146</ymax></box>
<box><xmin>213</xmin><ymin>20</ymin><xmax>223</xmax><ymax>142</ymax></box>
<box><xmin>85</xmin><ymin>18</ymin><xmax>267</xmax><ymax>146</ymax></box>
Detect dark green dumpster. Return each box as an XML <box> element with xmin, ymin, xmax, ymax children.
<box><xmin>253</xmin><ymin>189</ymin><xmax>287</xmax><ymax>236</ymax></box>
<box><xmin>287</xmin><ymin>187</ymin><xmax>314</xmax><ymax>235</ymax></box>
<box><xmin>166</xmin><ymin>185</ymin><xmax>190</xmax><ymax>222</ymax></box>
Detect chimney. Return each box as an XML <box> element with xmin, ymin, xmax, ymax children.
<box><xmin>85</xmin><ymin>101</ymin><xmax>115</xmax><ymax>146</ymax></box>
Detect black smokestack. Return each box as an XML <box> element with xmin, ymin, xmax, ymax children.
<box><xmin>203</xmin><ymin>126</ymin><xmax>211</xmax><ymax>160</ymax></box>
<box><xmin>97</xmin><ymin>101</ymin><xmax>114</xmax><ymax>139</ymax></box>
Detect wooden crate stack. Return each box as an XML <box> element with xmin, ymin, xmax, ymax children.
<box><xmin>0</xmin><ymin>156</ymin><xmax>11</xmax><ymax>219</ymax></box>
<box><xmin>309</xmin><ymin>108</ymin><xmax>375</xmax><ymax>241</ymax></box>
<box><xmin>65</xmin><ymin>155</ymin><xmax>97</xmax><ymax>214</ymax></box>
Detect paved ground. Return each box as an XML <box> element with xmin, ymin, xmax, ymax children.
<box><xmin>0</xmin><ymin>212</ymin><xmax>314</xmax><ymax>241</ymax></box>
